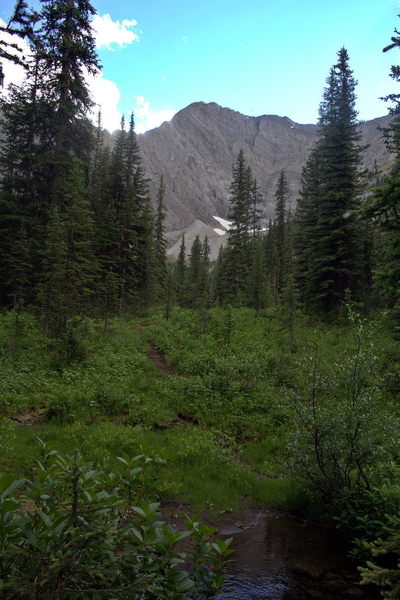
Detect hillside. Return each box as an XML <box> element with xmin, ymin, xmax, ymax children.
<box><xmin>138</xmin><ymin>102</ymin><xmax>393</xmax><ymax>231</ymax></box>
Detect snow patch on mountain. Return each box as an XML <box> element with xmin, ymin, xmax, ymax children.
<box><xmin>213</xmin><ymin>216</ymin><xmax>232</xmax><ymax>231</ymax></box>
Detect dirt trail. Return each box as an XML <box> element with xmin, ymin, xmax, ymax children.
<box><xmin>147</xmin><ymin>344</ymin><xmax>177</xmax><ymax>375</ymax></box>
<box><xmin>10</xmin><ymin>407</ymin><xmax>49</xmax><ymax>426</ymax></box>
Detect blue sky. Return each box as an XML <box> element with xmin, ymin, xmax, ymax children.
<box><xmin>1</xmin><ymin>0</ymin><xmax>400</xmax><ymax>131</ymax></box>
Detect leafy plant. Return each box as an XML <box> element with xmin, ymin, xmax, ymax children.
<box><xmin>0</xmin><ymin>441</ymin><xmax>232</xmax><ymax>599</ymax></box>
<box><xmin>285</xmin><ymin>310</ymin><xmax>393</xmax><ymax>502</ymax></box>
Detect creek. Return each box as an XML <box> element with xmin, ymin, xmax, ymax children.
<box><xmin>215</xmin><ymin>513</ymin><xmax>378</xmax><ymax>600</ymax></box>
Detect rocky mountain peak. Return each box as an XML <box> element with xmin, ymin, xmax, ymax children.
<box><xmin>137</xmin><ymin>102</ymin><xmax>392</xmax><ymax>232</ymax></box>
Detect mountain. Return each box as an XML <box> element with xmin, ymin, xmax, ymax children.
<box><xmin>166</xmin><ymin>218</ymin><xmax>228</xmax><ymax>261</ymax></box>
<box><xmin>138</xmin><ymin>102</ymin><xmax>393</xmax><ymax>232</ymax></box>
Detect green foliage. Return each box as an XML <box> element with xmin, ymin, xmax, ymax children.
<box><xmin>1</xmin><ymin>306</ymin><xmax>399</xmax><ymax>599</ymax></box>
<box><xmin>362</xmin><ymin>163</ymin><xmax>400</xmax><ymax>335</ymax></box>
<box><xmin>154</xmin><ymin>175</ymin><xmax>168</xmax><ymax>302</ymax></box>
<box><xmin>0</xmin><ymin>419</ymin><xmax>16</xmax><ymax>452</ymax></box>
<box><xmin>359</xmin><ymin>514</ymin><xmax>400</xmax><ymax>599</ymax></box>
<box><xmin>0</xmin><ymin>442</ymin><xmax>232</xmax><ymax>599</ymax></box>
<box><xmin>295</xmin><ymin>48</ymin><xmax>364</xmax><ymax>314</ymax></box>
<box><xmin>274</xmin><ymin>170</ymin><xmax>289</xmax><ymax>298</ymax></box>
<box><xmin>221</xmin><ymin>150</ymin><xmax>264</xmax><ymax>304</ymax></box>
<box><xmin>285</xmin><ymin>309</ymin><xmax>396</xmax><ymax>502</ymax></box>
<box><xmin>0</xmin><ymin>1</ymin><xmax>36</xmax><ymax>67</ymax></box>
<box><xmin>175</xmin><ymin>235</ymin><xmax>187</xmax><ymax>306</ymax></box>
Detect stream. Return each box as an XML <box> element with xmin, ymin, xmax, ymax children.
<box><xmin>215</xmin><ymin>513</ymin><xmax>378</xmax><ymax>600</ymax></box>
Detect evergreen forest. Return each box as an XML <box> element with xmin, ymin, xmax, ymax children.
<box><xmin>0</xmin><ymin>1</ymin><xmax>399</xmax><ymax>599</ymax></box>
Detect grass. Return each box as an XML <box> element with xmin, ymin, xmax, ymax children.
<box><xmin>0</xmin><ymin>306</ymin><xmax>397</xmax><ymax>518</ymax></box>
<box><xmin>2</xmin><ymin>420</ymin><xmax>302</xmax><ymax>514</ymax></box>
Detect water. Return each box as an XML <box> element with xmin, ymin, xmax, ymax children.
<box><xmin>216</xmin><ymin>576</ymin><xmax>292</xmax><ymax>600</ymax></box>
<box><xmin>214</xmin><ymin>513</ymin><xmax>378</xmax><ymax>600</ymax></box>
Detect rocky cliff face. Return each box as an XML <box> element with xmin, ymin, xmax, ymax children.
<box><xmin>138</xmin><ymin>102</ymin><xmax>392</xmax><ymax>231</ymax></box>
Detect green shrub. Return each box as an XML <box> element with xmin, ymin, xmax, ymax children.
<box><xmin>285</xmin><ymin>314</ymin><xmax>395</xmax><ymax>503</ymax></box>
<box><xmin>0</xmin><ymin>442</ymin><xmax>233</xmax><ymax>599</ymax></box>
<box><xmin>0</xmin><ymin>418</ymin><xmax>16</xmax><ymax>451</ymax></box>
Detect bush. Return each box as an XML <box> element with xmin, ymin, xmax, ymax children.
<box><xmin>0</xmin><ymin>418</ymin><xmax>16</xmax><ymax>451</ymax></box>
<box><xmin>0</xmin><ymin>441</ymin><xmax>232</xmax><ymax>599</ymax></box>
<box><xmin>285</xmin><ymin>313</ymin><xmax>395</xmax><ymax>503</ymax></box>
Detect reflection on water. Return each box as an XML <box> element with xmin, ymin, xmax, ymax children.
<box><xmin>215</xmin><ymin>575</ymin><xmax>292</xmax><ymax>600</ymax></box>
<box><xmin>215</xmin><ymin>514</ymin><xmax>378</xmax><ymax>600</ymax></box>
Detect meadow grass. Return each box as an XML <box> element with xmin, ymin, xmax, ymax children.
<box><xmin>1</xmin><ymin>307</ymin><xmax>396</xmax><ymax>516</ymax></box>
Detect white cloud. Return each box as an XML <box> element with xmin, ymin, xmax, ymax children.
<box><xmin>89</xmin><ymin>74</ymin><xmax>122</xmax><ymax>132</ymax></box>
<box><xmin>133</xmin><ymin>96</ymin><xmax>176</xmax><ymax>133</ymax></box>
<box><xmin>0</xmin><ymin>17</ymin><xmax>121</xmax><ymax>132</ymax></box>
<box><xmin>0</xmin><ymin>18</ymin><xmax>32</xmax><ymax>88</ymax></box>
<box><xmin>1</xmin><ymin>19</ymin><xmax>173</xmax><ymax>136</ymax></box>
<box><xmin>88</xmin><ymin>91</ymin><xmax>176</xmax><ymax>134</ymax></box>
<box><xmin>92</xmin><ymin>14</ymin><xmax>139</xmax><ymax>49</ymax></box>
<box><xmin>0</xmin><ymin>17</ymin><xmax>123</xmax><ymax>134</ymax></box>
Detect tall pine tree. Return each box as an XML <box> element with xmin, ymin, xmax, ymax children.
<box><xmin>295</xmin><ymin>48</ymin><xmax>363</xmax><ymax>314</ymax></box>
<box><xmin>0</xmin><ymin>0</ymin><xmax>101</xmax><ymax>320</ymax></box>
<box><xmin>154</xmin><ymin>175</ymin><xmax>167</xmax><ymax>302</ymax></box>
<box><xmin>274</xmin><ymin>171</ymin><xmax>289</xmax><ymax>299</ymax></box>
<box><xmin>225</xmin><ymin>150</ymin><xmax>253</xmax><ymax>302</ymax></box>
<box><xmin>361</xmin><ymin>19</ymin><xmax>400</xmax><ymax>332</ymax></box>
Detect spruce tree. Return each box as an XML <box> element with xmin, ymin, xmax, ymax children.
<box><xmin>187</xmin><ymin>235</ymin><xmax>203</xmax><ymax>307</ymax></box>
<box><xmin>196</xmin><ymin>236</ymin><xmax>211</xmax><ymax>330</ymax></box>
<box><xmin>363</xmin><ymin>167</ymin><xmax>400</xmax><ymax>331</ymax></box>
<box><xmin>0</xmin><ymin>72</ymin><xmax>53</xmax><ymax>305</ymax></box>
<box><xmin>225</xmin><ymin>150</ymin><xmax>253</xmax><ymax>302</ymax></box>
<box><xmin>104</xmin><ymin>114</ymin><xmax>154</xmax><ymax>311</ymax></box>
<box><xmin>250</xmin><ymin>179</ymin><xmax>263</xmax><ymax>237</ymax></box>
<box><xmin>295</xmin><ymin>48</ymin><xmax>363</xmax><ymax>314</ymax></box>
<box><xmin>164</xmin><ymin>263</ymin><xmax>174</xmax><ymax>320</ymax></box>
<box><xmin>7</xmin><ymin>223</ymin><xmax>32</xmax><ymax>357</ymax></box>
<box><xmin>8</xmin><ymin>225</ymin><xmax>31</xmax><ymax>311</ymax></box>
<box><xmin>201</xmin><ymin>236</ymin><xmax>211</xmax><ymax>300</ymax></box>
<box><xmin>0</xmin><ymin>1</ymin><xmax>37</xmax><ymax>69</ymax></box>
<box><xmin>0</xmin><ymin>0</ymin><xmax>101</xmax><ymax>316</ymax></box>
<box><xmin>247</xmin><ymin>238</ymin><xmax>266</xmax><ymax>313</ymax></box>
<box><xmin>95</xmin><ymin>200</ymin><xmax>120</xmax><ymax>324</ymax></box>
<box><xmin>89</xmin><ymin>111</ymin><xmax>110</xmax><ymax>219</ymax></box>
<box><xmin>264</xmin><ymin>219</ymin><xmax>278</xmax><ymax>305</ymax></box>
<box><xmin>134</xmin><ymin>176</ymin><xmax>155</xmax><ymax>310</ymax></box>
<box><xmin>105</xmin><ymin>116</ymin><xmax>134</xmax><ymax>310</ymax></box>
<box><xmin>361</xmin><ymin>21</ymin><xmax>400</xmax><ymax>331</ymax></box>
<box><xmin>281</xmin><ymin>198</ymin><xmax>298</xmax><ymax>351</ymax></box>
<box><xmin>294</xmin><ymin>151</ymin><xmax>322</xmax><ymax>307</ymax></box>
<box><xmin>38</xmin><ymin>206</ymin><xmax>68</xmax><ymax>337</ymax></box>
<box><xmin>175</xmin><ymin>235</ymin><xmax>187</xmax><ymax>306</ymax></box>
<box><xmin>62</xmin><ymin>159</ymin><xmax>98</xmax><ymax>320</ymax></box>
<box><xmin>212</xmin><ymin>246</ymin><xmax>229</xmax><ymax>306</ymax></box>
<box><xmin>37</xmin><ymin>0</ymin><xmax>100</xmax><ymax>168</ymax></box>
<box><xmin>274</xmin><ymin>171</ymin><xmax>289</xmax><ymax>298</ymax></box>
<box><xmin>153</xmin><ymin>175</ymin><xmax>167</xmax><ymax>302</ymax></box>
<box><xmin>38</xmin><ymin>159</ymin><xmax>97</xmax><ymax>335</ymax></box>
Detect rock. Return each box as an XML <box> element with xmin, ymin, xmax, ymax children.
<box><xmin>166</xmin><ymin>218</ymin><xmax>228</xmax><ymax>260</ymax></box>
<box><xmin>292</xmin><ymin>562</ymin><xmax>325</xmax><ymax>578</ymax></box>
<box><xmin>137</xmin><ymin>102</ymin><xmax>393</xmax><ymax>231</ymax></box>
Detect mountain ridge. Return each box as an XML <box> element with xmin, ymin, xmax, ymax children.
<box><xmin>137</xmin><ymin>102</ymin><xmax>392</xmax><ymax>231</ymax></box>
